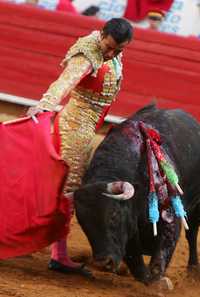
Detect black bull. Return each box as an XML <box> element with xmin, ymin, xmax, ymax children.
<box><xmin>74</xmin><ymin>105</ymin><xmax>200</xmax><ymax>284</ymax></box>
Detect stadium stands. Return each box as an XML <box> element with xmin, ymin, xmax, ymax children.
<box><xmin>1</xmin><ymin>1</ymin><xmax>200</xmax><ymax>120</ymax></box>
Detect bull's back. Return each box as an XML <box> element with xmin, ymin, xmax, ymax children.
<box><xmin>131</xmin><ymin>106</ymin><xmax>200</xmax><ymax>180</ymax></box>
<box><xmin>129</xmin><ymin>106</ymin><xmax>200</xmax><ymax>210</ymax></box>
<box><xmin>85</xmin><ymin>105</ymin><xmax>200</xmax><ymax>210</ymax></box>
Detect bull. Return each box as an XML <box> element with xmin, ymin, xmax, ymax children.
<box><xmin>74</xmin><ymin>105</ymin><xmax>200</xmax><ymax>286</ymax></box>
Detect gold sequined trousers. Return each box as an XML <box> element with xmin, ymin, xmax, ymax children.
<box><xmin>58</xmin><ymin>97</ymin><xmax>102</xmax><ymax>194</ymax></box>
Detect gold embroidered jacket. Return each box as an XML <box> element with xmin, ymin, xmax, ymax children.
<box><xmin>37</xmin><ymin>31</ymin><xmax>123</xmax><ymax>193</ymax></box>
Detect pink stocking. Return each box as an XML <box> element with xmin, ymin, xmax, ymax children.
<box><xmin>51</xmin><ymin>195</ymin><xmax>80</xmax><ymax>268</ymax></box>
<box><xmin>51</xmin><ymin>238</ymin><xmax>80</xmax><ymax>267</ymax></box>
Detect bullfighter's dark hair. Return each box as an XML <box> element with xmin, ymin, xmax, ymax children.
<box><xmin>102</xmin><ymin>18</ymin><xmax>133</xmax><ymax>44</ymax></box>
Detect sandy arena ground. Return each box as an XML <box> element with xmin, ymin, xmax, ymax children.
<box><xmin>0</xmin><ymin>217</ymin><xmax>200</xmax><ymax>297</ymax></box>
<box><xmin>0</xmin><ymin>114</ymin><xmax>199</xmax><ymax>297</ymax></box>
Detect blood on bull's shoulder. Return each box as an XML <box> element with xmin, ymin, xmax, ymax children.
<box><xmin>74</xmin><ymin>104</ymin><xmax>200</xmax><ymax>288</ymax></box>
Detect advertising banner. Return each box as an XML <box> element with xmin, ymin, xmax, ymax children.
<box><xmin>160</xmin><ymin>0</ymin><xmax>200</xmax><ymax>36</ymax></box>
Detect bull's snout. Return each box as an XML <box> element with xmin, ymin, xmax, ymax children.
<box><xmin>93</xmin><ymin>255</ymin><xmax>119</xmax><ymax>273</ymax></box>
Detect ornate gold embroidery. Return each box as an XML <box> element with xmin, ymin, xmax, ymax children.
<box><xmin>58</xmin><ymin>53</ymin><xmax>123</xmax><ymax>193</ymax></box>
<box><xmin>37</xmin><ymin>30</ymin><xmax>123</xmax><ymax>193</ymax></box>
<box><xmin>69</xmin><ymin>58</ymin><xmax>122</xmax><ymax>107</ymax></box>
<box><xmin>38</xmin><ymin>55</ymin><xmax>91</xmax><ymax>111</ymax></box>
<box><xmin>59</xmin><ymin>97</ymin><xmax>102</xmax><ymax>193</ymax></box>
<box><xmin>61</xmin><ymin>31</ymin><xmax>104</xmax><ymax>76</ymax></box>
<box><xmin>102</xmin><ymin>58</ymin><xmax>122</xmax><ymax>97</ymax></box>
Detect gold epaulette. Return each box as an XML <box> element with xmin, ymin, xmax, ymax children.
<box><xmin>61</xmin><ymin>31</ymin><xmax>104</xmax><ymax>76</ymax></box>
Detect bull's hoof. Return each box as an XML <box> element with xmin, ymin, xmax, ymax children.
<box><xmin>132</xmin><ymin>267</ymin><xmax>152</xmax><ymax>285</ymax></box>
<box><xmin>151</xmin><ymin>277</ymin><xmax>174</xmax><ymax>291</ymax></box>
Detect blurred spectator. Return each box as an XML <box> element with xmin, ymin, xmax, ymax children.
<box><xmin>124</xmin><ymin>0</ymin><xmax>173</xmax><ymax>22</ymax></box>
<box><xmin>82</xmin><ymin>5</ymin><xmax>100</xmax><ymax>17</ymax></box>
<box><xmin>53</xmin><ymin>0</ymin><xmax>78</xmax><ymax>14</ymax></box>
<box><xmin>7</xmin><ymin>0</ymin><xmax>174</xmax><ymax>21</ymax></box>
<box><xmin>195</xmin><ymin>0</ymin><xmax>200</xmax><ymax>6</ymax></box>
<box><xmin>8</xmin><ymin>0</ymin><xmax>79</xmax><ymax>14</ymax></box>
<box><xmin>147</xmin><ymin>10</ymin><xmax>165</xmax><ymax>30</ymax></box>
<box><xmin>73</xmin><ymin>0</ymin><xmax>172</xmax><ymax>23</ymax></box>
<box><xmin>73</xmin><ymin>0</ymin><xmax>101</xmax><ymax>15</ymax></box>
<box><xmin>73</xmin><ymin>0</ymin><xmax>127</xmax><ymax>19</ymax></box>
<box><xmin>8</xmin><ymin>0</ymin><xmax>27</xmax><ymax>3</ymax></box>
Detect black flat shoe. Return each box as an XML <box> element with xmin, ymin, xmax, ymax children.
<box><xmin>48</xmin><ymin>259</ymin><xmax>94</xmax><ymax>278</ymax></box>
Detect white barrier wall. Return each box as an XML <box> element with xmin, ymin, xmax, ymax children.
<box><xmin>73</xmin><ymin>0</ymin><xmax>100</xmax><ymax>12</ymax></box>
<box><xmin>96</xmin><ymin>0</ymin><xmax>127</xmax><ymax>20</ymax></box>
<box><xmin>73</xmin><ymin>0</ymin><xmax>127</xmax><ymax>19</ymax></box>
<box><xmin>160</xmin><ymin>0</ymin><xmax>200</xmax><ymax>36</ymax></box>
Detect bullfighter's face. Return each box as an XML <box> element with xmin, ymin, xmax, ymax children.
<box><xmin>99</xmin><ymin>33</ymin><xmax>129</xmax><ymax>61</ymax></box>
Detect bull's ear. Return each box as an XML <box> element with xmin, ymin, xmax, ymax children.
<box><xmin>103</xmin><ymin>181</ymin><xmax>135</xmax><ymax>201</ymax></box>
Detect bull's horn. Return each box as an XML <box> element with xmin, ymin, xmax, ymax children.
<box><xmin>103</xmin><ymin>181</ymin><xmax>135</xmax><ymax>200</ymax></box>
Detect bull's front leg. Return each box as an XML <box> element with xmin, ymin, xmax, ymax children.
<box><xmin>185</xmin><ymin>204</ymin><xmax>200</xmax><ymax>272</ymax></box>
<box><xmin>186</xmin><ymin>225</ymin><xmax>199</xmax><ymax>268</ymax></box>
<box><xmin>124</xmin><ymin>233</ymin><xmax>151</xmax><ymax>284</ymax></box>
<box><xmin>149</xmin><ymin>217</ymin><xmax>181</xmax><ymax>281</ymax></box>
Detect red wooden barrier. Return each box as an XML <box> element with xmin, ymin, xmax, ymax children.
<box><xmin>1</xmin><ymin>1</ymin><xmax>200</xmax><ymax>119</ymax></box>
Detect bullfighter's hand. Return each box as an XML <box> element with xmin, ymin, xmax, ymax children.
<box><xmin>26</xmin><ymin>106</ymin><xmax>44</xmax><ymax>117</ymax></box>
<box><xmin>26</xmin><ymin>106</ymin><xmax>45</xmax><ymax>123</ymax></box>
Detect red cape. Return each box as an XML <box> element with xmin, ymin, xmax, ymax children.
<box><xmin>124</xmin><ymin>0</ymin><xmax>174</xmax><ymax>22</ymax></box>
<box><xmin>57</xmin><ymin>0</ymin><xmax>79</xmax><ymax>14</ymax></box>
<box><xmin>0</xmin><ymin>112</ymin><xmax>69</xmax><ymax>259</ymax></box>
